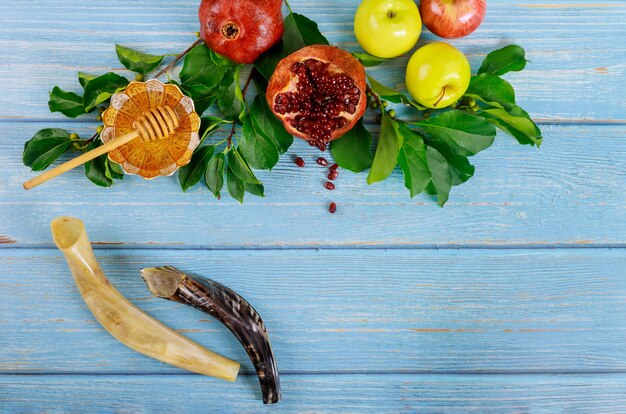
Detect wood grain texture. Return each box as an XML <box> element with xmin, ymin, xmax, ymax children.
<box><xmin>4</xmin><ymin>122</ymin><xmax>626</xmax><ymax>247</ymax></box>
<box><xmin>0</xmin><ymin>1</ymin><xmax>624</xmax><ymax>121</ymax></box>
<box><xmin>2</xmin><ymin>373</ymin><xmax>626</xmax><ymax>412</ymax></box>
<box><xmin>2</xmin><ymin>248</ymin><xmax>625</xmax><ymax>374</ymax></box>
<box><xmin>1</xmin><ymin>0</ymin><xmax>625</xmax><ymax>410</ymax></box>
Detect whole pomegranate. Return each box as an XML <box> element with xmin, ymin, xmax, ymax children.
<box><xmin>266</xmin><ymin>45</ymin><xmax>367</xmax><ymax>147</ymax></box>
<box><xmin>198</xmin><ymin>0</ymin><xmax>284</xmax><ymax>64</ymax></box>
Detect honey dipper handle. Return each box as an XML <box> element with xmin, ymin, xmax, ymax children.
<box><xmin>23</xmin><ymin>130</ymin><xmax>140</xmax><ymax>190</ymax></box>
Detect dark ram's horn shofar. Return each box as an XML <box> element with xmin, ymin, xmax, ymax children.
<box><xmin>140</xmin><ymin>266</ymin><xmax>281</xmax><ymax>404</ymax></box>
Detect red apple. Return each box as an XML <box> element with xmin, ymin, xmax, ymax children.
<box><xmin>419</xmin><ymin>0</ymin><xmax>486</xmax><ymax>39</ymax></box>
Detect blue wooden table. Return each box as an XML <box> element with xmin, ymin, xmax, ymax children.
<box><xmin>1</xmin><ymin>0</ymin><xmax>626</xmax><ymax>411</ymax></box>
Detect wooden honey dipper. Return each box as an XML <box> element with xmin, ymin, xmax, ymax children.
<box><xmin>23</xmin><ymin>106</ymin><xmax>179</xmax><ymax>190</ymax></box>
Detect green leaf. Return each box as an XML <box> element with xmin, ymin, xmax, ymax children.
<box><xmin>84</xmin><ymin>140</ymin><xmax>115</xmax><ymax>187</ymax></box>
<box><xmin>427</xmin><ymin>140</ymin><xmax>475</xmax><ymax>186</ymax></box>
<box><xmin>205</xmin><ymin>152</ymin><xmax>225</xmax><ymax>198</ymax></box>
<box><xmin>209</xmin><ymin>49</ymin><xmax>233</xmax><ymax>66</ymax></box>
<box><xmin>226</xmin><ymin>166</ymin><xmax>245</xmax><ymax>203</ymax></box>
<box><xmin>23</xmin><ymin>129</ymin><xmax>73</xmax><ymax>171</ymax></box>
<box><xmin>482</xmin><ymin>106</ymin><xmax>543</xmax><ymax>146</ymax></box>
<box><xmin>178</xmin><ymin>145</ymin><xmax>215</xmax><ymax>192</ymax></box>
<box><xmin>367</xmin><ymin>76</ymin><xmax>425</xmax><ymax>109</ymax></box>
<box><xmin>330</xmin><ymin>120</ymin><xmax>373</xmax><ymax>173</ymax></box>
<box><xmin>367</xmin><ymin>114</ymin><xmax>402</xmax><ymax>184</ymax></box>
<box><xmin>415</xmin><ymin>110</ymin><xmax>496</xmax><ymax>157</ymax></box>
<box><xmin>199</xmin><ymin>116</ymin><xmax>231</xmax><ymax>144</ymax></box>
<box><xmin>467</xmin><ymin>93</ymin><xmax>542</xmax><ymax>146</ymax></box>
<box><xmin>466</xmin><ymin>75</ymin><xmax>515</xmax><ymax>108</ymax></box>
<box><xmin>217</xmin><ymin>66</ymin><xmax>245</xmax><ymax>121</ymax></box>
<box><xmin>78</xmin><ymin>72</ymin><xmax>97</xmax><ymax>88</ymax></box>
<box><xmin>396</xmin><ymin>125</ymin><xmax>430</xmax><ymax>197</ymax></box>
<box><xmin>180</xmin><ymin>83</ymin><xmax>217</xmax><ymax>115</ymax></box>
<box><xmin>82</xmin><ymin>72</ymin><xmax>129</xmax><ymax>112</ymax></box>
<box><xmin>115</xmin><ymin>44</ymin><xmax>164</xmax><ymax>75</ymax></box>
<box><xmin>48</xmin><ymin>86</ymin><xmax>85</xmax><ymax>118</ymax></box>
<box><xmin>249</xmin><ymin>95</ymin><xmax>293</xmax><ymax>154</ymax></box>
<box><xmin>352</xmin><ymin>52</ymin><xmax>387</xmax><ymax>67</ymax></box>
<box><xmin>478</xmin><ymin>45</ymin><xmax>527</xmax><ymax>77</ymax></box>
<box><xmin>178</xmin><ymin>44</ymin><xmax>231</xmax><ymax>115</ymax></box>
<box><xmin>367</xmin><ymin>76</ymin><xmax>406</xmax><ymax>102</ymax></box>
<box><xmin>282</xmin><ymin>13</ymin><xmax>329</xmax><ymax>55</ymax></box>
<box><xmin>240</xmin><ymin>112</ymin><xmax>280</xmax><ymax>170</ymax></box>
<box><xmin>425</xmin><ymin>146</ymin><xmax>453</xmax><ymax>207</ymax></box>
<box><xmin>179</xmin><ymin>43</ymin><xmax>229</xmax><ymax>89</ymax></box>
<box><xmin>107</xmin><ymin>161</ymin><xmax>125</xmax><ymax>180</ymax></box>
<box><xmin>254</xmin><ymin>41</ymin><xmax>284</xmax><ymax>81</ymax></box>
<box><xmin>244</xmin><ymin>182</ymin><xmax>265</xmax><ymax>197</ymax></box>
<box><xmin>228</xmin><ymin>148</ymin><xmax>261</xmax><ymax>184</ymax></box>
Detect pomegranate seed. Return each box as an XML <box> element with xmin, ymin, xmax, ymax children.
<box><xmin>329</xmin><ymin>163</ymin><xmax>339</xmax><ymax>171</ymax></box>
<box><xmin>294</xmin><ymin>157</ymin><xmax>305</xmax><ymax>167</ymax></box>
<box><xmin>317</xmin><ymin>157</ymin><xmax>328</xmax><ymax>166</ymax></box>
<box><xmin>324</xmin><ymin>181</ymin><xmax>335</xmax><ymax>190</ymax></box>
<box><xmin>273</xmin><ymin>57</ymin><xmax>362</xmax><ymax>142</ymax></box>
<box><xmin>328</xmin><ymin>170</ymin><xmax>338</xmax><ymax>180</ymax></box>
<box><xmin>317</xmin><ymin>142</ymin><xmax>327</xmax><ymax>151</ymax></box>
<box><xmin>308</xmin><ymin>140</ymin><xmax>317</xmax><ymax>147</ymax></box>
<box><xmin>329</xmin><ymin>202</ymin><xmax>337</xmax><ymax>214</ymax></box>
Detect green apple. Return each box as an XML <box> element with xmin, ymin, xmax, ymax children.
<box><xmin>405</xmin><ymin>42</ymin><xmax>471</xmax><ymax>108</ymax></box>
<box><xmin>354</xmin><ymin>0</ymin><xmax>422</xmax><ymax>58</ymax></box>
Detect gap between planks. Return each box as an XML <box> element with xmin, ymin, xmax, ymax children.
<box><xmin>5</xmin><ymin>370</ymin><xmax>626</xmax><ymax>377</ymax></box>
<box><xmin>2</xmin><ymin>243</ymin><xmax>626</xmax><ymax>251</ymax></box>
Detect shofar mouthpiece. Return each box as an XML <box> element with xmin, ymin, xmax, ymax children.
<box><xmin>141</xmin><ymin>265</ymin><xmax>186</xmax><ymax>298</ymax></box>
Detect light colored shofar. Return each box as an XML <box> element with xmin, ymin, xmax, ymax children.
<box><xmin>50</xmin><ymin>216</ymin><xmax>240</xmax><ymax>381</ymax></box>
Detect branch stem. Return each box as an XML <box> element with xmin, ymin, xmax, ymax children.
<box><xmin>85</xmin><ymin>132</ymin><xmax>99</xmax><ymax>144</ymax></box>
<box><xmin>283</xmin><ymin>0</ymin><xmax>294</xmax><ymax>14</ymax></box>
<box><xmin>226</xmin><ymin>122</ymin><xmax>237</xmax><ymax>149</ymax></box>
<box><xmin>154</xmin><ymin>39</ymin><xmax>203</xmax><ymax>79</ymax></box>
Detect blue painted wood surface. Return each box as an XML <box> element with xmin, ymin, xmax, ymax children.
<box><xmin>1</xmin><ymin>0</ymin><xmax>625</xmax><ymax>411</ymax></box>
<box><xmin>3</xmin><ymin>248</ymin><xmax>626</xmax><ymax>375</ymax></box>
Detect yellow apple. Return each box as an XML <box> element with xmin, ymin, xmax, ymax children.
<box><xmin>405</xmin><ymin>42</ymin><xmax>470</xmax><ymax>108</ymax></box>
<box><xmin>354</xmin><ymin>0</ymin><xmax>422</xmax><ymax>58</ymax></box>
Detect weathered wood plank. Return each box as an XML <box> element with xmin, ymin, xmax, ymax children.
<box><xmin>0</xmin><ymin>0</ymin><xmax>623</xmax><ymax>121</ymax></box>
<box><xmin>2</xmin><ymin>248</ymin><xmax>625</xmax><ymax>374</ymax></box>
<box><xmin>3</xmin><ymin>122</ymin><xmax>625</xmax><ymax>247</ymax></box>
<box><xmin>2</xmin><ymin>373</ymin><xmax>626</xmax><ymax>412</ymax></box>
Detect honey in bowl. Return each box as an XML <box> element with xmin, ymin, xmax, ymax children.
<box><xmin>101</xmin><ymin>79</ymin><xmax>201</xmax><ymax>179</ymax></box>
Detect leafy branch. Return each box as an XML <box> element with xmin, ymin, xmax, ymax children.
<box><xmin>24</xmin><ymin>6</ymin><xmax>541</xmax><ymax>207</ymax></box>
<box><xmin>153</xmin><ymin>39</ymin><xmax>203</xmax><ymax>79</ymax></box>
<box><xmin>331</xmin><ymin>44</ymin><xmax>542</xmax><ymax>206</ymax></box>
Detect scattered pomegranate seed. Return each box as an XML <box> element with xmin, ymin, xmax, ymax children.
<box><xmin>329</xmin><ymin>163</ymin><xmax>339</xmax><ymax>171</ymax></box>
<box><xmin>308</xmin><ymin>140</ymin><xmax>317</xmax><ymax>147</ymax></box>
<box><xmin>294</xmin><ymin>157</ymin><xmax>305</xmax><ymax>167</ymax></box>
<box><xmin>329</xmin><ymin>202</ymin><xmax>337</xmax><ymax>214</ymax></box>
<box><xmin>324</xmin><ymin>181</ymin><xmax>335</xmax><ymax>190</ymax></box>
<box><xmin>317</xmin><ymin>157</ymin><xmax>328</xmax><ymax>166</ymax></box>
<box><xmin>328</xmin><ymin>170</ymin><xmax>338</xmax><ymax>180</ymax></box>
<box><xmin>317</xmin><ymin>142</ymin><xmax>327</xmax><ymax>151</ymax></box>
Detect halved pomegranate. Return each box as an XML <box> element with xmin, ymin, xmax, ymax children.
<box><xmin>199</xmin><ymin>0</ymin><xmax>284</xmax><ymax>64</ymax></box>
<box><xmin>266</xmin><ymin>45</ymin><xmax>367</xmax><ymax>148</ymax></box>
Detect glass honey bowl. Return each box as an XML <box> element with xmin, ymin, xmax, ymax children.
<box><xmin>101</xmin><ymin>80</ymin><xmax>201</xmax><ymax>179</ymax></box>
